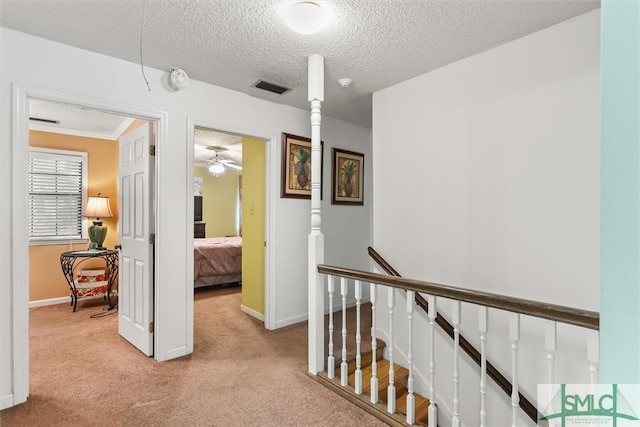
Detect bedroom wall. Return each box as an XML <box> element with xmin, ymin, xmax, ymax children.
<box><xmin>28</xmin><ymin>130</ymin><xmax>119</xmax><ymax>302</ymax></box>
<box><xmin>194</xmin><ymin>166</ymin><xmax>240</xmax><ymax>237</ymax></box>
<box><xmin>372</xmin><ymin>10</ymin><xmax>600</xmax><ymax>425</ymax></box>
<box><xmin>241</xmin><ymin>137</ymin><xmax>266</xmax><ymax>315</ymax></box>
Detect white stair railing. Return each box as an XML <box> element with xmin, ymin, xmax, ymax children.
<box><xmin>587</xmin><ymin>330</ymin><xmax>599</xmax><ymax>384</ymax></box>
<box><xmin>428</xmin><ymin>295</ymin><xmax>438</xmax><ymax>427</ymax></box>
<box><xmin>370</xmin><ymin>283</ymin><xmax>379</xmax><ymax>404</ymax></box>
<box><xmin>451</xmin><ymin>301</ymin><xmax>461</xmax><ymax>427</ymax></box>
<box><xmin>406</xmin><ymin>290</ymin><xmax>415</xmax><ymax>425</ymax></box>
<box><xmin>510</xmin><ymin>314</ymin><xmax>521</xmax><ymax>427</ymax></box>
<box><xmin>545</xmin><ymin>320</ymin><xmax>557</xmax><ymax>384</ymax></box>
<box><xmin>387</xmin><ymin>287</ymin><xmax>396</xmax><ymax>414</ymax></box>
<box><xmin>479</xmin><ymin>307</ymin><xmax>488</xmax><ymax>427</ymax></box>
<box><xmin>340</xmin><ymin>277</ymin><xmax>348</xmax><ymax>387</ymax></box>
<box><xmin>354</xmin><ymin>280</ymin><xmax>363</xmax><ymax>395</ymax></box>
<box><xmin>327</xmin><ymin>275</ymin><xmax>335</xmax><ymax>379</ymax></box>
<box><xmin>314</xmin><ymin>265</ymin><xmax>600</xmax><ymax>427</ymax></box>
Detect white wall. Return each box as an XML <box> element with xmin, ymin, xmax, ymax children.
<box><xmin>0</xmin><ymin>28</ymin><xmax>371</xmax><ymax>407</ymax></box>
<box><xmin>372</xmin><ymin>10</ymin><xmax>600</xmax><ymax>426</ymax></box>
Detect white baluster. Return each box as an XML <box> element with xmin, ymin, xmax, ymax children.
<box><xmin>355</xmin><ymin>280</ymin><xmax>363</xmax><ymax>395</ymax></box>
<box><xmin>327</xmin><ymin>275</ymin><xmax>335</xmax><ymax>379</ymax></box>
<box><xmin>587</xmin><ymin>330</ymin><xmax>599</xmax><ymax>384</ymax></box>
<box><xmin>545</xmin><ymin>321</ymin><xmax>557</xmax><ymax>384</ymax></box>
<box><xmin>340</xmin><ymin>277</ymin><xmax>348</xmax><ymax>387</ymax></box>
<box><xmin>452</xmin><ymin>301</ymin><xmax>461</xmax><ymax>427</ymax></box>
<box><xmin>387</xmin><ymin>287</ymin><xmax>396</xmax><ymax>414</ymax></box>
<box><xmin>370</xmin><ymin>283</ymin><xmax>379</xmax><ymax>404</ymax></box>
<box><xmin>510</xmin><ymin>314</ymin><xmax>520</xmax><ymax>427</ymax></box>
<box><xmin>427</xmin><ymin>295</ymin><xmax>438</xmax><ymax>427</ymax></box>
<box><xmin>479</xmin><ymin>307</ymin><xmax>488</xmax><ymax>427</ymax></box>
<box><xmin>406</xmin><ymin>290</ymin><xmax>415</xmax><ymax>425</ymax></box>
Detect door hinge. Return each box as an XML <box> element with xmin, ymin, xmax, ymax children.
<box><xmin>149</xmin><ymin>145</ymin><xmax>156</xmax><ymax>157</ymax></box>
<box><xmin>149</xmin><ymin>321</ymin><xmax>154</xmax><ymax>333</ymax></box>
<box><xmin>149</xmin><ymin>233</ymin><xmax>156</xmax><ymax>244</ymax></box>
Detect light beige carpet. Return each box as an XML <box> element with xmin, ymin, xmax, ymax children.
<box><xmin>0</xmin><ymin>285</ymin><xmax>386</xmax><ymax>426</ymax></box>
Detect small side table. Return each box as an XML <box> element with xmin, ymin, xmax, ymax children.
<box><xmin>60</xmin><ymin>250</ymin><xmax>119</xmax><ymax>312</ymax></box>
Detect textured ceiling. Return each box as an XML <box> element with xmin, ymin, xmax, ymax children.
<box><xmin>1</xmin><ymin>0</ymin><xmax>599</xmax><ymax>128</ymax></box>
<box><xmin>28</xmin><ymin>99</ymin><xmax>244</xmax><ymax>166</ymax></box>
<box><xmin>29</xmin><ymin>99</ymin><xmax>135</xmax><ymax>140</ymax></box>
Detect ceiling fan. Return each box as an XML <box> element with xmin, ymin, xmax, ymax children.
<box><xmin>204</xmin><ymin>147</ymin><xmax>241</xmax><ymax>175</ymax></box>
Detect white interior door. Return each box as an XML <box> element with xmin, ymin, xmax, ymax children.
<box><xmin>118</xmin><ymin>122</ymin><xmax>154</xmax><ymax>356</ymax></box>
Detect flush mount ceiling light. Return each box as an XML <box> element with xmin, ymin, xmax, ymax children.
<box><xmin>281</xmin><ymin>1</ymin><xmax>330</xmax><ymax>35</ymax></box>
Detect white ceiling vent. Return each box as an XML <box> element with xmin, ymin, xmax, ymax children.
<box><xmin>253</xmin><ymin>80</ymin><xmax>291</xmax><ymax>95</ymax></box>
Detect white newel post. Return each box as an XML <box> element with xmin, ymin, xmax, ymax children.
<box><xmin>308</xmin><ymin>54</ymin><xmax>325</xmax><ymax>375</ymax></box>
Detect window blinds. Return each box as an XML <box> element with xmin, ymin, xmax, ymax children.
<box><xmin>29</xmin><ymin>150</ymin><xmax>84</xmax><ymax>239</ymax></box>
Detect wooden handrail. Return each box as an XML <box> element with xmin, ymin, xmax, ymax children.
<box><xmin>318</xmin><ymin>263</ymin><xmax>599</xmax><ymax>330</ymax></box>
<box><xmin>320</xmin><ymin>251</ymin><xmax>599</xmax><ymax>423</ymax></box>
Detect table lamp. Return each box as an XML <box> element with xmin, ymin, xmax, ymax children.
<box><xmin>84</xmin><ymin>193</ymin><xmax>113</xmax><ymax>250</ymax></box>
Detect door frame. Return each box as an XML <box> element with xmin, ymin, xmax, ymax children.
<box><xmin>10</xmin><ymin>83</ymin><xmax>166</xmax><ymax>405</ymax></box>
<box><xmin>187</xmin><ymin>117</ymin><xmax>276</xmax><ymax>330</ymax></box>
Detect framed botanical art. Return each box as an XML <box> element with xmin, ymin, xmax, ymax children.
<box><xmin>281</xmin><ymin>133</ymin><xmax>323</xmax><ymax>199</ymax></box>
<box><xmin>332</xmin><ymin>148</ymin><xmax>364</xmax><ymax>205</ymax></box>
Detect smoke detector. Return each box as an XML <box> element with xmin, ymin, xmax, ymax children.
<box><xmin>338</xmin><ymin>78</ymin><xmax>352</xmax><ymax>88</ymax></box>
<box><xmin>169</xmin><ymin>68</ymin><xmax>189</xmax><ymax>89</ymax></box>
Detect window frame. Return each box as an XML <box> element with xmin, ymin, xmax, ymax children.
<box><xmin>28</xmin><ymin>147</ymin><xmax>89</xmax><ymax>246</ymax></box>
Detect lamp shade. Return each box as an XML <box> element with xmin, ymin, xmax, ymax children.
<box><xmin>84</xmin><ymin>193</ymin><xmax>113</xmax><ymax>219</ymax></box>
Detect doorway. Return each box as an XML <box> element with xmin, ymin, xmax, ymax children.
<box><xmin>27</xmin><ymin>98</ymin><xmax>157</xmax><ymax>351</ymax></box>
<box><xmin>191</xmin><ymin>126</ymin><xmax>267</xmax><ymax>322</ymax></box>
<box><xmin>10</xmin><ymin>85</ymin><xmax>166</xmax><ymax>406</ymax></box>
<box><xmin>27</xmin><ymin>98</ymin><xmax>131</xmax><ymax>311</ymax></box>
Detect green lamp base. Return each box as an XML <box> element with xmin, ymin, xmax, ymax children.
<box><xmin>88</xmin><ymin>220</ymin><xmax>108</xmax><ymax>250</ymax></box>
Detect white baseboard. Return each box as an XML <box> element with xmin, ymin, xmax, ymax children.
<box><xmin>272</xmin><ymin>298</ymin><xmax>364</xmax><ymax>330</ymax></box>
<box><xmin>29</xmin><ymin>296</ymin><xmax>69</xmax><ymax>308</ymax></box>
<box><xmin>240</xmin><ymin>304</ymin><xmax>265</xmax><ymax>322</ymax></box>
<box><xmin>0</xmin><ymin>393</ymin><xmax>14</xmax><ymax>410</ymax></box>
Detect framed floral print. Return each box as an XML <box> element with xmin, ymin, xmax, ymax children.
<box><xmin>281</xmin><ymin>133</ymin><xmax>323</xmax><ymax>199</ymax></box>
<box><xmin>332</xmin><ymin>148</ymin><xmax>364</xmax><ymax>205</ymax></box>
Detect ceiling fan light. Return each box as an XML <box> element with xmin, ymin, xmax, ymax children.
<box><xmin>281</xmin><ymin>1</ymin><xmax>330</xmax><ymax>35</ymax></box>
<box><xmin>209</xmin><ymin>163</ymin><xmax>225</xmax><ymax>175</ymax></box>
